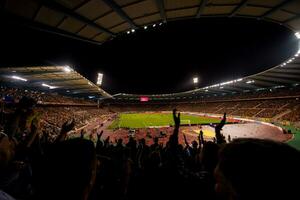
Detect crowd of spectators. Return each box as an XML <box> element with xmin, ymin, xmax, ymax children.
<box><xmin>0</xmin><ymin>86</ymin><xmax>96</xmax><ymax>105</ymax></box>
<box><xmin>110</xmin><ymin>97</ymin><xmax>300</xmax><ymax>122</ymax></box>
<box><xmin>0</xmin><ymin>97</ymin><xmax>300</xmax><ymax>200</ymax></box>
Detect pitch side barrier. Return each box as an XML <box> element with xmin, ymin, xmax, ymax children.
<box><xmin>178</xmin><ymin>111</ymin><xmax>284</xmax><ymax>132</ymax></box>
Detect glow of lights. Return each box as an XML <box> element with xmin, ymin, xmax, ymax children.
<box><xmin>97</xmin><ymin>73</ymin><xmax>103</xmax><ymax>85</ymax></box>
<box><xmin>295</xmin><ymin>32</ymin><xmax>300</xmax><ymax>39</ymax></box>
<box><xmin>153</xmin><ymin>24</ymin><xmax>156</xmax><ymax>27</ymax></box>
<box><xmin>193</xmin><ymin>77</ymin><xmax>198</xmax><ymax>84</ymax></box>
<box><xmin>144</xmin><ymin>26</ymin><xmax>147</xmax><ymax>29</ymax></box>
<box><xmin>42</xmin><ymin>83</ymin><xmax>57</xmax><ymax>89</ymax></box>
<box><xmin>131</xmin><ymin>29</ymin><xmax>135</xmax><ymax>33</ymax></box>
<box><xmin>64</xmin><ymin>66</ymin><xmax>72</xmax><ymax>73</ymax></box>
<box><xmin>220</xmin><ymin>87</ymin><xmax>224</xmax><ymax>89</ymax></box>
<box><xmin>246</xmin><ymin>80</ymin><xmax>255</xmax><ymax>84</ymax></box>
<box><xmin>159</xmin><ymin>22</ymin><xmax>162</xmax><ymax>26</ymax></box>
<box><xmin>127</xmin><ymin>31</ymin><xmax>130</xmax><ymax>34</ymax></box>
<box><xmin>88</xmin><ymin>96</ymin><xmax>95</xmax><ymax>99</ymax></box>
<box><xmin>11</xmin><ymin>75</ymin><xmax>27</xmax><ymax>82</ymax></box>
<box><xmin>88</xmin><ymin>82</ymin><xmax>93</xmax><ymax>86</ymax></box>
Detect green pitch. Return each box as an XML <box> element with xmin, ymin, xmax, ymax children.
<box><xmin>108</xmin><ymin>113</ymin><xmax>221</xmax><ymax>129</ymax></box>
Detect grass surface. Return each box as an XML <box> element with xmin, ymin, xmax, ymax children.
<box><xmin>278</xmin><ymin>125</ymin><xmax>300</xmax><ymax>150</ymax></box>
<box><xmin>108</xmin><ymin>113</ymin><xmax>221</xmax><ymax>129</ymax></box>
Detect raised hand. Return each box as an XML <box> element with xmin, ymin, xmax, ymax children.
<box><xmin>56</xmin><ymin>119</ymin><xmax>75</xmax><ymax>142</ymax></box>
<box><xmin>97</xmin><ymin>130</ymin><xmax>103</xmax><ymax>141</ymax></box>
<box><xmin>173</xmin><ymin>109</ymin><xmax>180</xmax><ymax>128</ymax></box>
<box><xmin>215</xmin><ymin>113</ymin><xmax>227</xmax><ymax>144</ymax></box>
<box><xmin>183</xmin><ymin>133</ymin><xmax>189</xmax><ymax>146</ymax></box>
<box><xmin>61</xmin><ymin>118</ymin><xmax>75</xmax><ymax>134</ymax></box>
<box><xmin>80</xmin><ymin>129</ymin><xmax>85</xmax><ymax>139</ymax></box>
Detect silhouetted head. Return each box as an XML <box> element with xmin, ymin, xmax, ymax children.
<box><xmin>117</xmin><ymin>138</ymin><xmax>123</xmax><ymax>146</ymax></box>
<box><xmin>215</xmin><ymin>138</ymin><xmax>300</xmax><ymax>200</ymax></box>
<box><xmin>18</xmin><ymin>96</ymin><xmax>36</xmax><ymax>110</ymax></box>
<box><xmin>153</xmin><ymin>137</ymin><xmax>159</xmax><ymax>144</ymax></box>
<box><xmin>201</xmin><ymin>141</ymin><xmax>219</xmax><ymax>173</ymax></box>
<box><xmin>140</xmin><ymin>138</ymin><xmax>146</xmax><ymax>146</ymax></box>
<box><xmin>36</xmin><ymin>138</ymin><xmax>97</xmax><ymax>200</ymax></box>
<box><xmin>192</xmin><ymin>140</ymin><xmax>198</xmax><ymax>149</ymax></box>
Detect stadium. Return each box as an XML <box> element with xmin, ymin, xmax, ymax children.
<box><xmin>1</xmin><ymin>1</ymin><xmax>300</xmax><ymax>200</ymax></box>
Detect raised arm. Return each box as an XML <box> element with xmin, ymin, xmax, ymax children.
<box><xmin>169</xmin><ymin>109</ymin><xmax>180</xmax><ymax>147</ymax></box>
<box><xmin>183</xmin><ymin>134</ymin><xmax>189</xmax><ymax>147</ymax></box>
<box><xmin>55</xmin><ymin>119</ymin><xmax>75</xmax><ymax>143</ymax></box>
<box><xmin>215</xmin><ymin>113</ymin><xmax>227</xmax><ymax>144</ymax></box>
<box><xmin>97</xmin><ymin>130</ymin><xmax>103</xmax><ymax>141</ymax></box>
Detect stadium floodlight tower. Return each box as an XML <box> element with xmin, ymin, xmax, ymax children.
<box><xmin>97</xmin><ymin>73</ymin><xmax>103</xmax><ymax>86</ymax></box>
<box><xmin>193</xmin><ymin>77</ymin><xmax>199</xmax><ymax>89</ymax></box>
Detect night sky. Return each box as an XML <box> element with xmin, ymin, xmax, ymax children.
<box><xmin>0</xmin><ymin>16</ymin><xmax>298</xmax><ymax>95</ymax></box>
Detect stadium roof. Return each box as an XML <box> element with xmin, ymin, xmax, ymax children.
<box><xmin>113</xmin><ymin>47</ymin><xmax>300</xmax><ymax>99</ymax></box>
<box><xmin>0</xmin><ymin>66</ymin><xmax>112</xmax><ymax>99</ymax></box>
<box><xmin>2</xmin><ymin>0</ymin><xmax>300</xmax><ymax>45</ymax></box>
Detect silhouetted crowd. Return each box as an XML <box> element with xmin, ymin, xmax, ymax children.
<box><xmin>1</xmin><ymin>96</ymin><xmax>300</xmax><ymax>200</ymax></box>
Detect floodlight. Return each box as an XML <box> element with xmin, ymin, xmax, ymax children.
<box><xmin>127</xmin><ymin>31</ymin><xmax>130</xmax><ymax>34</ymax></box>
<box><xmin>97</xmin><ymin>73</ymin><xmax>103</xmax><ymax>85</ymax></box>
<box><xmin>131</xmin><ymin>29</ymin><xmax>135</xmax><ymax>33</ymax></box>
<box><xmin>144</xmin><ymin>26</ymin><xmax>147</xmax><ymax>29</ymax></box>
<box><xmin>193</xmin><ymin>77</ymin><xmax>198</xmax><ymax>84</ymax></box>
<box><xmin>153</xmin><ymin>24</ymin><xmax>156</xmax><ymax>27</ymax></box>
<box><xmin>42</xmin><ymin>83</ymin><xmax>57</xmax><ymax>89</ymax></box>
<box><xmin>11</xmin><ymin>75</ymin><xmax>27</xmax><ymax>82</ymax></box>
<box><xmin>64</xmin><ymin>66</ymin><xmax>72</xmax><ymax>73</ymax></box>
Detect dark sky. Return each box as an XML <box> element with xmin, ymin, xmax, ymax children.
<box><xmin>0</xmin><ymin>16</ymin><xmax>298</xmax><ymax>95</ymax></box>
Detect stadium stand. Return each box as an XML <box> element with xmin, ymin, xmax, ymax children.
<box><xmin>1</xmin><ymin>1</ymin><xmax>300</xmax><ymax>199</ymax></box>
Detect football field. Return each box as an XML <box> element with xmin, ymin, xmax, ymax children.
<box><xmin>108</xmin><ymin>113</ymin><xmax>221</xmax><ymax>129</ymax></box>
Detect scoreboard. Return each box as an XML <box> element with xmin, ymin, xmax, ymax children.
<box><xmin>140</xmin><ymin>96</ymin><xmax>149</xmax><ymax>102</ymax></box>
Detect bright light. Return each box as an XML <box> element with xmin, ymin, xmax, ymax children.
<box><xmin>11</xmin><ymin>75</ymin><xmax>27</xmax><ymax>82</ymax></box>
<box><xmin>144</xmin><ymin>26</ymin><xmax>147</xmax><ymax>29</ymax></box>
<box><xmin>97</xmin><ymin>73</ymin><xmax>103</xmax><ymax>85</ymax></box>
<box><xmin>246</xmin><ymin>80</ymin><xmax>255</xmax><ymax>84</ymax></box>
<box><xmin>88</xmin><ymin>82</ymin><xmax>93</xmax><ymax>86</ymax></box>
<box><xmin>64</xmin><ymin>66</ymin><xmax>72</xmax><ymax>73</ymax></box>
<box><xmin>153</xmin><ymin>24</ymin><xmax>156</xmax><ymax>27</ymax></box>
<box><xmin>131</xmin><ymin>29</ymin><xmax>135</xmax><ymax>33</ymax></box>
<box><xmin>42</xmin><ymin>83</ymin><xmax>57</xmax><ymax>89</ymax></box>
<box><xmin>159</xmin><ymin>22</ymin><xmax>162</xmax><ymax>26</ymax></box>
<box><xmin>193</xmin><ymin>77</ymin><xmax>198</xmax><ymax>84</ymax></box>
<box><xmin>295</xmin><ymin>32</ymin><xmax>300</xmax><ymax>39</ymax></box>
<box><xmin>88</xmin><ymin>96</ymin><xmax>95</xmax><ymax>99</ymax></box>
<box><xmin>127</xmin><ymin>31</ymin><xmax>130</xmax><ymax>34</ymax></box>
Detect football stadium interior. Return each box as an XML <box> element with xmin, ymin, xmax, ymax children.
<box><xmin>1</xmin><ymin>1</ymin><xmax>300</xmax><ymax>200</ymax></box>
